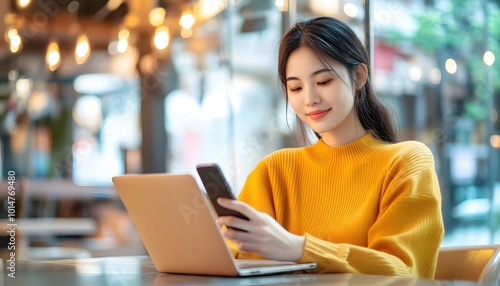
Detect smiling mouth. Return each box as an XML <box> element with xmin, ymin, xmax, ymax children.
<box><xmin>307</xmin><ymin>109</ymin><xmax>331</xmax><ymax>120</ymax></box>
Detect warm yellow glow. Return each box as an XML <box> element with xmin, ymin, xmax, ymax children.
<box><xmin>46</xmin><ymin>40</ymin><xmax>61</xmax><ymax>72</ymax></box>
<box><xmin>106</xmin><ymin>0</ymin><xmax>122</xmax><ymax>11</ymax></box>
<box><xmin>7</xmin><ymin>28</ymin><xmax>18</xmax><ymax>39</ymax></box>
<box><xmin>75</xmin><ymin>35</ymin><xmax>91</xmax><ymax>64</ymax></box>
<box><xmin>483</xmin><ymin>51</ymin><xmax>495</xmax><ymax>66</ymax></box>
<box><xmin>17</xmin><ymin>0</ymin><xmax>30</xmax><ymax>8</ymax></box>
<box><xmin>9</xmin><ymin>34</ymin><xmax>22</xmax><ymax>53</ymax></box>
<box><xmin>153</xmin><ymin>26</ymin><xmax>169</xmax><ymax>50</ymax></box>
<box><xmin>116</xmin><ymin>28</ymin><xmax>129</xmax><ymax>53</ymax></box>
<box><xmin>7</xmin><ymin>28</ymin><xmax>22</xmax><ymax>53</ymax></box>
<box><xmin>343</xmin><ymin>3</ymin><xmax>358</xmax><ymax>18</ymax></box>
<box><xmin>491</xmin><ymin>135</ymin><xmax>500</xmax><ymax>148</ymax></box>
<box><xmin>117</xmin><ymin>39</ymin><xmax>128</xmax><ymax>53</ymax></box>
<box><xmin>180</xmin><ymin>28</ymin><xmax>193</xmax><ymax>38</ymax></box>
<box><xmin>430</xmin><ymin>68</ymin><xmax>441</xmax><ymax>84</ymax></box>
<box><xmin>445</xmin><ymin>58</ymin><xmax>457</xmax><ymax>74</ymax></box>
<box><xmin>198</xmin><ymin>0</ymin><xmax>227</xmax><ymax>20</ymax></box>
<box><xmin>179</xmin><ymin>11</ymin><xmax>195</xmax><ymax>29</ymax></box>
<box><xmin>118</xmin><ymin>29</ymin><xmax>130</xmax><ymax>40</ymax></box>
<box><xmin>275</xmin><ymin>0</ymin><xmax>287</xmax><ymax>12</ymax></box>
<box><xmin>149</xmin><ymin>7</ymin><xmax>166</xmax><ymax>27</ymax></box>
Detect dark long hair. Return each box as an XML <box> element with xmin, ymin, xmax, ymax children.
<box><xmin>278</xmin><ymin>17</ymin><xmax>398</xmax><ymax>143</ymax></box>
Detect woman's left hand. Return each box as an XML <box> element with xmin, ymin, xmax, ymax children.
<box><xmin>216</xmin><ymin>198</ymin><xmax>305</xmax><ymax>261</ymax></box>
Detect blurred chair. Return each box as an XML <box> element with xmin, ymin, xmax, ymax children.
<box><xmin>435</xmin><ymin>244</ymin><xmax>500</xmax><ymax>284</ymax></box>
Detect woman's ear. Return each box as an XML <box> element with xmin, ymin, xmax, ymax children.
<box><xmin>354</xmin><ymin>64</ymin><xmax>368</xmax><ymax>90</ymax></box>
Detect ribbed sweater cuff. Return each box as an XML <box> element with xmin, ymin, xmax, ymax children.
<box><xmin>298</xmin><ymin>233</ymin><xmax>350</xmax><ymax>263</ymax></box>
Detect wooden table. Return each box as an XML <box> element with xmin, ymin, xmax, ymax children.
<box><xmin>2</xmin><ymin>255</ymin><xmax>486</xmax><ymax>286</ymax></box>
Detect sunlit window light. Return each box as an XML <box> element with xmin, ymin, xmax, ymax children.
<box><xmin>17</xmin><ymin>0</ymin><xmax>30</xmax><ymax>8</ymax></box>
<box><xmin>430</xmin><ymin>68</ymin><xmax>441</xmax><ymax>84</ymax></box>
<box><xmin>179</xmin><ymin>11</ymin><xmax>195</xmax><ymax>29</ymax></box>
<box><xmin>491</xmin><ymin>135</ymin><xmax>500</xmax><ymax>148</ymax></box>
<box><xmin>409</xmin><ymin>66</ymin><xmax>422</xmax><ymax>81</ymax></box>
<box><xmin>275</xmin><ymin>0</ymin><xmax>287</xmax><ymax>12</ymax></box>
<box><xmin>343</xmin><ymin>3</ymin><xmax>358</xmax><ymax>18</ymax></box>
<box><xmin>198</xmin><ymin>0</ymin><xmax>227</xmax><ymax>20</ymax></box>
<box><xmin>153</xmin><ymin>26</ymin><xmax>169</xmax><ymax>50</ymax></box>
<box><xmin>445</xmin><ymin>58</ymin><xmax>457</xmax><ymax>74</ymax></box>
<box><xmin>73</xmin><ymin>95</ymin><xmax>103</xmax><ymax>132</ymax></box>
<box><xmin>75</xmin><ymin>34</ymin><xmax>91</xmax><ymax>64</ymax></box>
<box><xmin>15</xmin><ymin>78</ymin><xmax>32</xmax><ymax>102</ymax></box>
<box><xmin>309</xmin><ymin>0</ymin><xmax>339</xmax><ymax>15</ymax></box>
<box><xmin>483</xmin><ymin>51</ymin><xmax>495</xmax><ymax>66</ymax></box>
<box><xmin>149</xmin><ymin>7</ymin><xmax>166</xmax><ymax>27</ymax></box>
<box><xmin>46</xmin><ymin>40</ymin><xmax>61</xmax><ymax>72</ymax></box>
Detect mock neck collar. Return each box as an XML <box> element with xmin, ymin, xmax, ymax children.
<box><xmin>304</xmin><ymin>133</ymin><xmax>386</xmax><ymax>167</ymax></box>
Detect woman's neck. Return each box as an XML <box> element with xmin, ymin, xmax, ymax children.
<box><xmin>320</xmin><ymin>108</ymin><xmax>367</xmax><ymax>147</ymax></box>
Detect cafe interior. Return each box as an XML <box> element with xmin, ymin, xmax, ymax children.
<box><xmin>0</xmin><ymin>0</ymin><xmax>500</xmax><ymax>283</ymax></box>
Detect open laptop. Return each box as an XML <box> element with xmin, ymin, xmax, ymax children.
<box><xmin>111</xmin><ymin>173</ymin><xmax>316</xmax><ymax>276</ymax></box>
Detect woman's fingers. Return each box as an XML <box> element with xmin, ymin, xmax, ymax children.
<box><xmin>217</xmin><ymin>198</ymin><xmax>260</xmax><ymax>221</ymax></box>
<box><xmin>218</xmin><ymin>215</ymin><xmax>247</xmax><ymax>230</ymax></box>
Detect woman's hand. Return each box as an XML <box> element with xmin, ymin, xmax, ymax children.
<box><xmin>217</xmin><ymin>198</ymin><xmax>305</xmax><ymax>262</ymax></box>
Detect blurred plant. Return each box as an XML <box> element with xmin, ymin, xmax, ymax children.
<box><xmin>384</xmin><ymin>0</ymin><xmax>499</xmax><ymax>122</ymax></box>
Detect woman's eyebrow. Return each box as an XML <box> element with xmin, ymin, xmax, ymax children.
<box><xmin>286</xmin><ymin>68</ymin><xmax>334</xmax><ymax>82</ymax></box>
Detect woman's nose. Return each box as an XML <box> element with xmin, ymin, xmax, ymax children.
<box><xmin>304</xmin><ymin>86</ymin><xmax>321</xmax><ymax>106</ymax></box>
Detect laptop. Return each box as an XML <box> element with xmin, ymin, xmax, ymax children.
<box><xmin>111</xmin><ymin>173</ymin><xmax>317</xmax><ymax>276</ymax></box>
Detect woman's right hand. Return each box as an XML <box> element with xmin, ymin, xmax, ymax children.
<box><xmin>217</xmin><ymin>198</ymin><xmax>305</xmax><ymax>262</ymax></box>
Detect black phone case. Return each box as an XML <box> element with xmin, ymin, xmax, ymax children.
<box><xmin>196</xmin><ymin>163</ymin><xmax>249</xmax><ymax>221</ymax></box>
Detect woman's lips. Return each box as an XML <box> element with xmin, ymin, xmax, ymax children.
<box><xmin>307</xmin><ymin>109</ymin><xmax>331</xmax><ymax>120</ymax></box>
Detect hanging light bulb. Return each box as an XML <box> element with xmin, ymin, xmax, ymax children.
<box><xmin>153</xmin><ymin>26</ymin><xmax>169</xmax><ymax>50</ymax></box>
<box><xmin>75</xmin><ymin>34</ymin><xmax>91</xmax><ymax>64</ymax></box>
<box><xmin>6</xmin><ymin>28</ymin><xmax>22</xmax><ymax>53</ymax></box>
<box><xmin>116</xmin><ymin>28</ymin><xmax>130</xmax><ymax>53</ymax></box>
<box><xmin>17</xmin><ymin>0</ymin><xmax>31</xmax><ymax>9</ymax></box>
<box><xmin>179</xmin><ymin>10</ymin><xmax>195</xmax><ymax>29</ymax></box>
<box><xmin>46</xmin><ymin>39</ymin><xmax>61</xmax><ymax>71</ymax></box>
<box><xmin>149</xmin><ymin>7</ymin><xmax>166</xmax><ymax>27</ymax></box>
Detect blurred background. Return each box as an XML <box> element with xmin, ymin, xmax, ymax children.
<box><xmin>0</xmin><ymin>0</ymin><xmax>499</xmax><ymax>261</ymax></box>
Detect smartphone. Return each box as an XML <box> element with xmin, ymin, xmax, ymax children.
<box><xmin>196</xmin><ymin>163</ymin><xmax>249</xmax><ymax>224</ymax></box>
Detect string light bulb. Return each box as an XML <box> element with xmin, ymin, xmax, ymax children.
<box><xmin>153</xmin><ymin>26</ymin><xmax>169</xmax><ymax>50</ymax></box>
<box><xmin>6</xmin><ymin>28</ymin><xmax>22</xmax><ymax>53</ymax></box>
<box><xmin>46</xmin><ymin>39</ymin><xmax>61</xmax><ymax>71</ymax></box>
<box><xmin>179</xmin><ymin>10</ymin><xmax>195</xmax><ymax>29</ymax></box>
<box><xmin>149</xmin><ymin>7</ymin><xmax>166</xmax><ymax>27</ymax></box>
<box><xmin>117</xmin><ymin>28</ymin><xmax>130</xmax><ymax>53</ymax></box>
<box><xmin>75</xmin><ymin>34</ymin><xmax>91</xmax><ymax>64</ymax></box>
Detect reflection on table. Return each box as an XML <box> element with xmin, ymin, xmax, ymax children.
<box><xmin>1</xmin><ymin>255</ymin><xmax>486</xmax><ymax>286</ymax></box>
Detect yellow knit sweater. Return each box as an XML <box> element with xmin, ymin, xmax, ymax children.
<box><xmin>235</xmin><ymin>133</ymin><xmax>444</xmax><ymax>278</ymax></box>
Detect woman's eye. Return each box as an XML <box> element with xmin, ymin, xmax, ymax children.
<box><xmin>289</xmin><ymin>87</ymin><xmax>302</xmax><ymax>93</ymax></box>
<box><xmin>318</xmin><ymin>79</ymin><xmax>332</xmax><ymax>86</ymax></box>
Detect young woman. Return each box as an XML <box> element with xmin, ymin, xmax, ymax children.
<box><xmin>217</xmin><ymin>16</ymin><xmax>444</xmax><ymax>279</ymax></box>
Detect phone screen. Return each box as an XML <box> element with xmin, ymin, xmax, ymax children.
<box><xmin>196</xmin><ymin>163</ymin><xmax>249</xmax><ymax>221</ymax></box>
